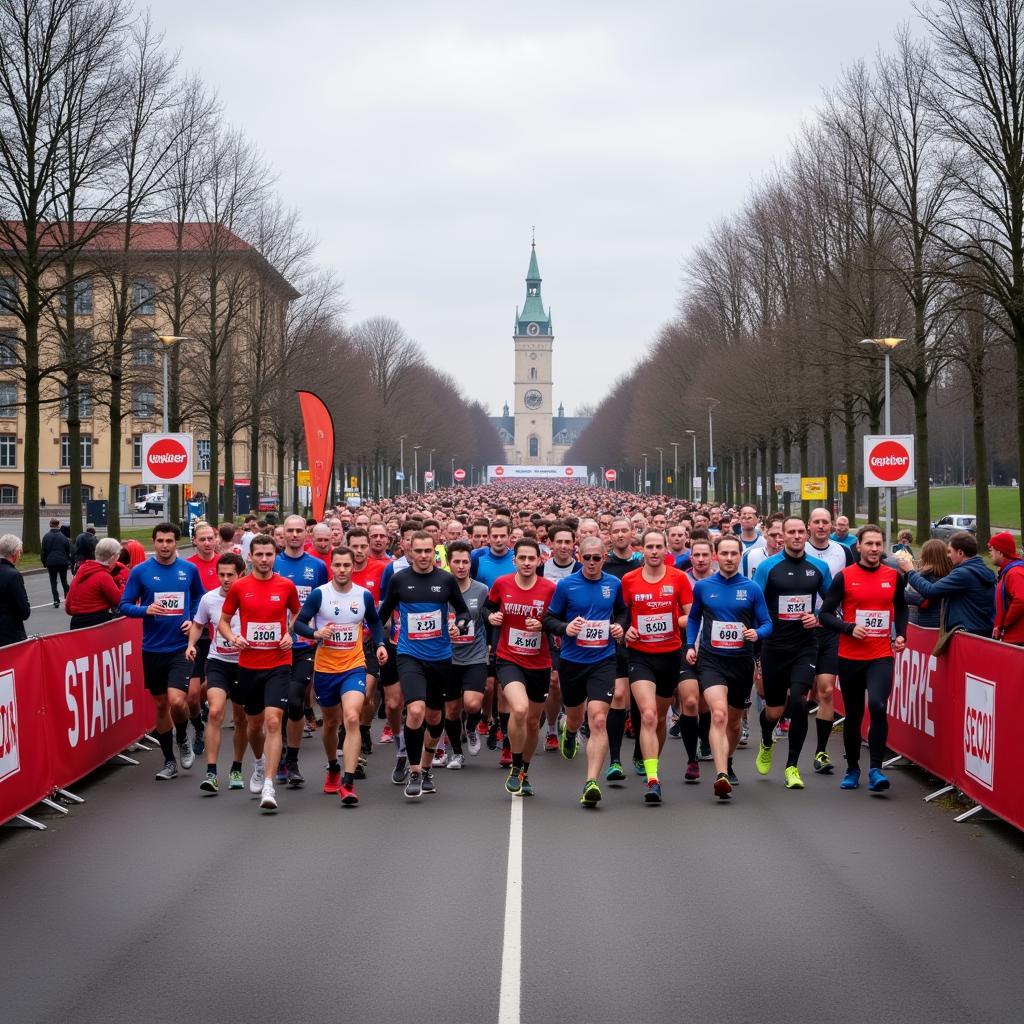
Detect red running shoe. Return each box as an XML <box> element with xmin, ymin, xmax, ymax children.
<box><xmin>339</xmin><ymin>783</ymin><xmax>359</xmax><ymax>806</ymax></box>
<box><xmin>476</xmin><ymin>720</ymin><xmax>489</xmax><ymax>735</ymax></box>
<box><xmin>380</xmin><ymin>725</ymin><xmax>394</xmax><ymax>743</ymax></box>
<box><xmin>498</xmin><ymin>747</ymin><xmax>513</xmax><ymax>768</ymax></box>
<box><xmin>323</xmin><ymin>768</ymin><xmax>341</xmax><ymax>794</ymax></box>
<box><xmin>545</xmin><ymin>733</ymin><xmax>559</xmax><ymax>752</ymax></box>
<box><xmin>684</xmin><ymin>760</ymin><xmax>701</xmax><ymax>784</ymax></box>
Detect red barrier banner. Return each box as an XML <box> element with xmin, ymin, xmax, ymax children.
<box><xmin>946</xmin><ymin>632</ymin><xmax>1024</xmax><ymax>833</ymax></box>
<box><xmin>0</xmin><ymin>638</ymin><xmax>53</xmax><ymax>825</ymax></box>
<box><xmin>40</xmin><ymin>618</ymin><xmax>155</xmax><ymax>791</ymax></box>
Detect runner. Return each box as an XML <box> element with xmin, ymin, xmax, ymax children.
<box><xmin>309</xmin><ymin>523</ymin><xmax>334</xmax><ymax>573</ymax></box>
<box><xmin>348</xmin><ymin>526</ymin><xmax>389</xmax><ymax>756</ymax></box>
<box><xmin>119</xmin><ymin>523</ymin><xmax>206</xmax><ymax>779</ymax></box>
<box><xmin>737</xmin><ymin>505</ymin><xmax>766</xmax><ymax>551</ymax></box>
<box><xmin>741</xmin><ymin>513</ymin><xmax>783</xmax><ymax>578</ymax></box>
<box><xmin>185</xmin><ymin>522</ymin><xmax>222</xmax><ymax>756</ymax></box>
<box><xmin>485</xmin><ymin>538</ymin><xmax>557</xmax><ymax>796</ymax></box>
<box><xmin>368</xmin><ymin>522</ymin><xmax>391</xmax><ymax>563</ymax></box>
<box><xmin>538</xmin><ymin>522</ymin><xmax>580</xmax><ymax>750</ymax></box>
<box><xmin>818</xmin><ymin>524</ymin><xmax>908</xmax><ymax>792</ymax></box>
<box><xmin>621</xmin><ymin>529</ymin><xmax>693</xmax><ymax>803</ymax></box>
<box><xmin>219</xmin><ymin>534</ymin><xmax>301</xmax><ymax>812</ymax></box>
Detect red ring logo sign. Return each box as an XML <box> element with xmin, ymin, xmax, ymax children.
<box><xmin>564</xmin><ymin>466</ymin><xmax>574</xmax><ymax>476</ymax></box>
<box><xmin>604</xmin><ymin>469</ymin><xmax>617</xmax><ymax>482</ymax></box>
<box><xmin>864</xmin><ymin>435</ymin><xmax>914</xmax><ymax>488</ymax></box>
<box><xmin>142</xmin><ymin>433</ymin><xmax>193</xmax><ymax>485</ymax></box>
<box><xmin>494</xmin><ymin>466</ymin><xmax>505</xmax><ymax>477</ymax></box>
<box><xmin>454</xmin><ymin>468</ymin><xmax>466</xmax><ymax>481</ymax></box>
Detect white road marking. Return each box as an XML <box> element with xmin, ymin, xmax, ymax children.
<box><xmin>31</xmin><ymin>602</ymin><xmax>60</xmax><ymax>609</ymax></box>
<box><xmin>498</xmin><ymin>796</ymin><xmax>523</xmax><ymax>1024</ymax></box>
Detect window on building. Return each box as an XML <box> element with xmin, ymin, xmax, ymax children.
<box><xmin>528</xmin><ymin>435</ymin><xmax>539</xmax><ymax>458</ymax></box>
<box><xmin>132</xmin><ymin>484</ymin><xmax>149</xmax><ymax>504</ymax></box>
<box><xmin>197</xmin><ymin>438</ymin><xmax>210</xmax><ymax>472</ymax></box>
<box><xmin>0</xmin><ymin>333</ymin><xmax>17</xmax><ymax>366</ymax></box>
<box><xmin>133</xmin><ymin>280</ymin><xmax>156</xmax><ymax>315</ymax></box>
<box><xmin>60</xmin><ymin>434</ymin><xmax>93</xmax><ymax>469</ymax></box>
<box><xmin>59</xmin><ymin>278</ymin><xmax>93</xmax><ymax>316</ymax></box>
<box><xmin>131</xmin><ymin>433</ymin><xmax>142</xmax><ymax>468</ymax></box>
<box><xmin>132</xmin><ymin>329</ymin><xmax>156</xmax><ymax>365</ymax></box>
<box><xmin>529</xmin><ymin>367</ymin><xmax>536</xmax><ymax>380</ymax></box>
<box><xmin>59</xmin><ymin>484</ymin><xmax>94</xmax><ymax>505</ymax></box>
<box><xmin>60</xmin><ymin>383</ymin><xmax>93</xmax><ymax>419</ymax></box>
<box><xmin>0</xmin><ymin>433</ymin><xmax>15</xmax><ymax>468</ymax></box>
<box><xmin>131</xmin><ymin>387</ymin><xmax>156</xmax><ymax>418</ymax></box>
<box><xmin>0</xmin><ymin>276</ymin><xmax>17</xmax><ymax>315</ymax></box>
<box><xmin>0</xmin><ymin>381</ymin><xmax>16</xmax><ymax>418</ymax></box>
<box><xmin>0</xmin><ymin>485</ymin><xmax>17</xmax><ymax>504</ymax></box>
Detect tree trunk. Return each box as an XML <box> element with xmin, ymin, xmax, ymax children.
<box><xmin>224</xmin><ymin>413</ymin><xmax>235</xmax><ymax>521</ymax></box>
<box><xmin>823</xmin><ymin>415</ymin><xmax>835</xmax><ymax>517</ymax></box>
<box><xmin>1016</xmin><ymin>326</ymin><xmax>1024</xmax><ymax>529</ymax></box>
<box><xmin>168</xmin><ymin>343</ymin><xmax>183</xmax><ymax>527</ymax></box>
<box><xmin>867</xmin><ymin>407</ymin><xmax>881</xmax><ymax>526</ymax></box>
<box><xmin>758</xmin><ymin>440</ymin><xmax>768</xmax><ymax>513</ymax></box>
<box><xmin>798</xmin><ymin>425</ymin><xmax>810</xmax><ymax>521</ymax></box>
<box><xmin>843</xmin><ymin>393</ymin><xmax>857</xmax><ymax>526</ymax></box>
<box><xmin>971</xmin><ymin>367</ymin><xmax>991</xmax><ymax>547</ymax></box>
<box><xmin>67</xmin><ymin>368</ymin><xmax>82</xmax><ymax>535</ymax></box>
<box><xmin>107</xmin><ymin>330</ymin><xmax>124</xmax><ymax>538</ymax></box>
<box><xmin>249</xmin><ymin>418</ymin><xmax>260</xmax><ymax>521</ymax></box>
<box><xmin>768</xmin><ymin>435</ymin><xmax>779</xmax><ymax>513</ymax></box>
<box><xmin>276</xmin><ymin>433</ymin><xmax>286</xmax><ymax>517</ymax></box>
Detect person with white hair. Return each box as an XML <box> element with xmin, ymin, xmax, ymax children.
<box><xmin>0</xmin><ymin>534</ymin><xmax>30</xmax><ymax>645</ymax></box>
<box><xmin>65</xmin><ymin>537</ymin><xmax>128</xmax><ymax>630</ymax></box>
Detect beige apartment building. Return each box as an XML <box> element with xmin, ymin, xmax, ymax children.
<box><xmin>0</xmin><ymin>222</ymin><xmax>298</xmax><ymax>515</ymax></box>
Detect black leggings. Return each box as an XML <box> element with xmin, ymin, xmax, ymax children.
<box><xmin>48</xmin><ymin>566</ymin><xmax>69</xmax><ymax>601</ymax></box>
<box><xmin>838</xmin><ymin>657</ymin><xmax>893</xmax><ymax>770</ymax></box>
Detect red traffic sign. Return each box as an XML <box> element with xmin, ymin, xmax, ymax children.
<box><xmin>864</xmin><ymin>435</ymin><xmax>915</xmax><ymax>487</ymax></box>
<box><xmin>453</xmin><ymin>468</ymin><xmax>466</xmax><ymax>481</ymax></box>
<box><xmin>604</xmin><ymin>468</ymin><xmax>617</xmax><ymax>481</ymax></box>
<box><xmin>142</xmin><ymin>433</ymin><xmax>193</xmax><ymax>484</ymax></box>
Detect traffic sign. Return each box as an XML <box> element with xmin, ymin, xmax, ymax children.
<box><xmin>774</xmin><ymin>472</ymin><xmax>800</xmax><ymax>493</ymax></box>
<box><xmin>604</xmin><ymin>468</ymin><xmax>617</xmax><ymax>482</ymax></box>
<box><xmin>837</xmin><ymin>473</ymin><xmax>848</xmax><ymax>494</ymax></box>
<box><xmin>454</xmin><ymin>468</ymin><xmax>466</xmax><ymax>482</ymax></box>
<box><xmin>142</xmin><ymin>433</ymin><xmax>193</xmax><ymax>485</ymax></box>
<box><xmin>707</xmin><ymin>465</ymin><xmax>717</xmax><ymax>473</ymax></box>
<box><xmin>864</xmin><ymin>435</ymin><xmax>915</xmax><ymax>487</ymax></box>
<box><xmin>296</xmin><ymin>469</ymin><xmax>310</xmax><ymax>487</ymax></box>
<box><xmin>801</xmin><ymin>477</ymin><xmax>828</xmax><ymax>500</ymax></box>
<box><xmin>395</xmin><ymin>471</ymin><xmax>405</xmax><ymax>481</ymax></box>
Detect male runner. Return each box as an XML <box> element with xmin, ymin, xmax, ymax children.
<box><xmin>737</xmin><ymin>505</ymin><xmax>765</xmax><ymax>551</ymax></box>
<box><xmin>185</xmin><ymin>521</ymin><xmax>221</xmax><ymax>755</ymax></box>
<box><xmin>347</xmin><ymin>526</ymin><xmax>388</xmax><ymax>755</ymax></box>
<box><xmin>831</xmin><ymin>515</ymin><xmax>858</xmax><ymax>552</ymax></box>
<box><xmin>538</xmin><ymin>521</ymin><xmax>580</xmax><ymax>750</ymax></box>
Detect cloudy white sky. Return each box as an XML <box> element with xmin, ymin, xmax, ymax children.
<box><xmin>158</xmin><ymin>0</ymin><xmax>917</xmax><ymax>416</ymax></box>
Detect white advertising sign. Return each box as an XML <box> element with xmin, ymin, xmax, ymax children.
<box><xmin>487</xmin><ymin>465</ymin><xmax>587</xmax><ymax>480</ymax></box>
<box><xmin>963</xmin><ymin>673</ymin><xmax>995</xmax><ymax>790</ymax></box>
<box><xmin>141</xmin><ymin>433</ymin><xmax>194</xmax><ymax>485</ymax></box>
<box><xmin>864</xmin><ymin>435</ymin><xmax>915</xmax><ymax>488</ymax></box>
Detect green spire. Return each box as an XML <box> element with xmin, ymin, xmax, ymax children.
<box><xmin>515</xmin><ymin>237</ymin><xmax>551</xmax><ymax>334</ymax></box>
<box><xmin>526</xmin><ymin>242</ymin><xmax>541</xmax><ymax>283</ymax></box>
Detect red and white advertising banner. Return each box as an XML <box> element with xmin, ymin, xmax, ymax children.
<box><xmin>863</xmin><ymin>435</ymin><xmax>915</xmax><ymax>488</ymax></box>
<box><xmin>141</xmin><ymin>432</ymin><xmax>194</xmax><ymax>485</ymax></box>
<box><xmin>487</xmin><ymin>465</ymin><xmax>587</xmax><ymax>480</ymax></box>
<box><xmin>41</xmin><ymin>618</ymin><xmax>154</xmax><ymax>791</ymax></box>
<box><xmin>0</xmin><ymin>638</ymin><xmax>53</xmax><ymax>825</ymax></box>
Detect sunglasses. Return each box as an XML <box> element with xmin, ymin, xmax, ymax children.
<box><xmin>580</xmin><ymin>554</ymin><xmax>603</xmax><ymax>562</ymax></box>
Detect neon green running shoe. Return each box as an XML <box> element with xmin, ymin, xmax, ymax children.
<box><xmin>559</xmin><ymin>718</ymin><xmax>578</xmax><ymax>760</ymax></box>
<box><xmin>228</xmin><ymin>770</ymin><xmax>244</xmax><ymax>790</ymax></box>
<box><xmin>605</xmin><ymin>761</ymin><xmax>626</xmax><ymax>782</ymax></box>
<box><xmin>580</xmin><ymin>778</ymin><xmax>602</xmax><ymax>807</ymax></box>
<box><xmin>755</xmin><ymin>741</ymin><xmax>773</xmax><ymax>776</ymax></box>
<box><xmin>784</xmin><ymin>765</ymin><xmax>805</xmax><ymax>790</ymax></box>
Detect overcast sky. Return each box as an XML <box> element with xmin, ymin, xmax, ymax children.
<box><xmin>158</xmin><ymin>0</ymin><xmax>917</xmax><ymax>417</ymax></box>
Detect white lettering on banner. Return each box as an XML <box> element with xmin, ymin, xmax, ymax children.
<box><xmin>63</xmin><ymin>641</ymin><xmax>135</xmax><ymax>748</ymax></box>
<box><xmin>0</xmin><ymin>669</ymin><xmax>20</xmax><ymax>781</ymax></box>
<box><xmin>486</xmin><ymin>465</ymin><xmax>588</xmax><ymax>480</ymax></box>
<box><xmin>888</xmin><ymin>647</ymin><xmax>936</xmax><ymax>736</ymax></box>
<box><xmin>963</xmin><ymin>673</ymin><xmax>996</xmax><ymax>790</ymax></box>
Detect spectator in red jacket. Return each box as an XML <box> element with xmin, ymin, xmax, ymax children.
<box><xmin>988</xmin><ymin>532</ymin><xmax>1024</xmax><ymax>645</ymax></box>
<box><xmin>65</xmin><ymin>538</ymin><xmax>127</xmax><ymax>630</ymax></box>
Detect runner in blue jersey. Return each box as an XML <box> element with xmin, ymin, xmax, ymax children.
<box><xmin>543</xmin><ymin>536</ymin><xmax>629</xmax><ymax>808</ymax></box>
<box><xmin>685</xmin><ymin>533</ymin><xmax>772</xmax><ymax>800</ymax></box>
<box><xmin>120</xmin><ymin>522</ymin><xmax>206</xmax><ymax>780</ymax></box>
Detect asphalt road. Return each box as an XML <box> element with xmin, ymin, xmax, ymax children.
<box><xmin>3</xmin><ymin>723</ymin><xmax>1023</xmax><ymax>1024</ymax></box>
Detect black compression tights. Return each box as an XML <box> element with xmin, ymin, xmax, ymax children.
<box><xmin>785</xmin><ymin>683</ymin><xmax>811</xmax><ymax>768</ymax></box>
<box><xmin>837</xmin><ymin>658</ymin><xmax>894</xmax><ymax>771</ymax></box>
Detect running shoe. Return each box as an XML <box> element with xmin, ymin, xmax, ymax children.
<box><xmin>840</xmin><ymin>768</ymin><xmax>861</xmax><ymax>790</ymax></box>
<box><xmin>632</xmin><ymin>756</ymin><xmax>645</xmax><ymax>777</ymax></box>
<box><xmin>644</xmin><ymin>780</ymin><xmax>662</xmax><ymax>804</ymax></box>
<box><xmin>784</xmin><ymin>766</ymin><xmax>805</xmax><ymax>790</ymax></box>
<box><xmin>755</xmin><ymin>741</ymin><xmax>773</xmax><ymax>775</ymax></box>
<box><xmin>178</xmin><ymin>738</ymin><xmax>195</xmax><ymax>770</ymax></box>
<box><xmin>286</xmin><ymin>763</ymin><xmax>304</xmax><ymax>788</ymax></box>
<box><xmin>713</xmin><ymin>773</ymin><xmax>732</xmax><ymax>800</ymax></box>
<box><xmin>303</xmin><ymin>721</ymin><xmax>315</xmax><ymax>738</ymax></box>
<box><xmin>391</xmin><ymin>755</ymin><xmax>409</xmax><ymax>785</ymax></box>
<box><xmin>432</xmin><ymin>748</ymin><xmax>448</xmax><ymax>769</ymax></box>
<box><xmin>323</xmin><ymin>768</ymin><xmax>342</xmax><ymax>794</ymax></box>
<box><xmin>580</xmin><ymin>779</ymin><xmax>602</xmax><ymax>807</ymax></box>
<box><xmin>200</xmin><ymin>772</ymin><xmax>218</xmax><ymax>794</ymax></box>
<box><xmin>814</xmin><ymin>751</ymin><xmax>834</xmax><ymax>775</ymax></box>
<box><xmin>229</xmin><ymin>770</ymin><xmax>244</xmax><ymax>790</ymax></box>
<box><xmin>667</xmin><ymin>719</ymin><xmax>681</xmax><ymax>739</ymax></box>
<box><xmin>192</xmin><ymin>729</ymin><xmax>205</xmax><ymax>756</ymax></box>
<box><xmin>421</xmin><ymin>769</ymin><xmax>437</xmax><ymax>795</ymax></box>
<box><xmin>249</xmin><ymin>756</ymin><xmax>266</xmax><ymax>794</ymax></box>
<box><xmin>360</xmin><ymin>730</ymin><xmax>373</xmax><ymax>756</ymax></box>
<box><xmin>868</xmin><ymin>768</ymin><xmax>891</xmax><ymax>793</ymax></box>
<box><xmin>486</xmin><ymin>721</ymin><xmax>499</xmax><ymax>750</ymax></box>
<box><xmin>738</xmin><ymin>719</ymin><xmax>749</xmax><ymax>748</ymax></box>
<box><xmin>684</xmin><ymin>760</ymin><xmax>700</xmax><ymax>784</ymax></box>
<box><xmin>520</xmin><ymin>774</ymin><xmax>534</xmax><ymax>796</ymax></box>
<box><xmin>727</xmin><ymin>765</ymin><xmax>740</xmax><ymax>786</ymax></box>
<box><xmin>467</xmin><ymin>730</ymin><xmax>481</xmax><ymax>756</ymax></box>
<box><xmin>558</xmin><ymin>718</ymin><xmax>578</xmax><ymax>760</ymax></box>
<box><xmin>476</xmin><ymin>720</ymin><xmax>489</xmax><ymax>735</ymax></box>
<box><xmin>354</xmin><ymin>762</ymin><xmax>366</xmax><ymax>780</ymax></box>
<box><xmin>505</xmin><ymin>767</ymin><xmax>523</xmax><ymax>795</ymax></box>
<box><xmin>544</xmin><ymin>733</ymin><xmax>559</xmax><ymax>752</ymax></box>
<box><xmin>339</xmin><ymin>783</ymin><xmax>359</xmax><ymax>806</ymax></box>
<box><xmin>624</xmin><ymin>716</ymin><xmax>634</xmax><ymax>739</ymax></box>
<box><xmin>698</xmin><ymin>739</ymin><xmax>713</xmax><ymax>761</ymax></box>
<box><xmin>605</xmin><ymin>761</ymin><xmax>626</xmax><ymax>782</ymax></box>
<box><xmin>380</xmin><ymin>724</ymin><xmax>394</xmax><ymax>743</ymax></box>
<box><xmin>155</xmin><ymin>760</ymin><xmax>178</xmax><ymax>781</ymax></box>
<box><xmin>259</xmin><ymin>781</ymin><xmax>278</xmax><ymax>811</ymax></box>
<box><xmin>498</xmin><ymin>746</ymin><xmax>513</xmax><ymax>769</ymax></box>
<box><xmin>275</xmin><ymin>759</ymin><xmax>288</xmax><ymax>783</ymax></box>
<box><xmin>446</xmin><ymin>753</ymin><xmax>465</xmax><ymax>770</ymax></box>
<box><xmin>404</xmin><ymin>773</ymin><xmax>422</xmax><ymax>799</ymax></box>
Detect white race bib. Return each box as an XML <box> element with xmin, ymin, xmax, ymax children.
<box><xmin>154</xmin><ymin>591</ymin><xmax>185</xmax><ymax>614</ymax></box>
<box><xmin>213</xmin><ymin>637</ymin><xmax>237</xmax><ymax>657</ymax></box>
<box><xmin>323</xmin><ymin>622</ymin><xmax>359</xmax><ymax>649</ymax></box>
<box><xmin>778</xmin><ymin>594</ymin><xmax>811</xmax><ymax>621</ymax></box>
<box><xmin>407</xmin><ymin>610</ymin><xmax>442</xmax><ymax>640</ymax></box>
<box><xmin>296</xmin><ymin>585</ymin><xmax>312</xmax><ymax>603</ymax></box>
<box><xmin>246</xmin><ymin>621</ymin><xmax>282</xmax><ymax>648</ymax></box>
<box><xmin>710</xmin><ymin>620</ymin><xmax>744</xmax><ymax>650</ymax></box>
<box><xmin>449</xmin><ymin>613</ymin><xmax>475</xmax><ymax>644</ymax></box>
<box><xmin>508</xmin><ymin>627</ymin><xmax>542</xmax><ymax>652</ymax></box>
<box><xmin>637</xmin><ymin>612</ymin><xmax>674</xmax><ymax>641</ymax></box>
<box><xmin>855</xmin><ymin>609</ymin><xmax>890</xmax><ymax>637</ymax></box>
<box><xmin>577</xmin><ymin>619</ymin><xmax>610</xmax><ymax>647</ymax></box>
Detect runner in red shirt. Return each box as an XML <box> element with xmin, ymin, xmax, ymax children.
<box><xmin>348</xmin><ymin>526</ymin><xmax>389</xmax><ymax>755</ymax></box>
<box><xmin>185</xmin><ymin>521</ymin><xmax>221</xmax><ymax>755</ymax></box>
<box><xmin>622</xmin><ymin>528</ymin><xmax>693</xmax><ymax>803</ymax></box>
<box><xmin>485</xmin><ymin>538</ymin><xmax>556</xmax><ymax>797</ymax></box>
<box><xmin>220</xmin><ymin>534</ymin><xmax>300</xmax><ymax>812</ymax></box>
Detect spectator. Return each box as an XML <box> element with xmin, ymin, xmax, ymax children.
<box><xmin>41</xmin><ymin>517</ymin><xmax>72</xmax><ymax>608</ymax></box>
<box><xmin>892</xmin><ymin>529</ymin><xmax>914</xmax><ymax>556</ymax></box>
<box><xmin>72</xmin><ymin>523</ymin><xmax>98</xmax><ymax>573</ymax></box>
<box><xmin>896</xmin><ymin>531</ymin><xmax>996</xmax><ymax>636</ymax></box>
<box><xmin>904</xmin><ymin>539</ymin><xmax>952</xmax><ymax>628</ymax></box>
<box><xmin>0</xmin><ymin>533</ymin><xmax>30</xmax><ymax>646</ymax></box>
<box><xmin>988</xmin><ymin>531</ymin><xmax>1024</xmax><ymax>645</ymax></box>
<box><xmin>119</xmin><ymin>539</ymin><xmax>147</xmax><ymax>568</ymax></box>
<box><xmin>65</xmin><ymin>538</ymin><xmax>127</xmax><ymax>630</ymax></box>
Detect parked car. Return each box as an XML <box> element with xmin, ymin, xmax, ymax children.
<box><xmin>133</xmin><ymin>491</ymin><xmax>165</xmax><ymax>515</ymax></box>
<box><xmin>929</xmin><ymin>514</ymin><xmax>977</xmax><ymax>541</ymax></box>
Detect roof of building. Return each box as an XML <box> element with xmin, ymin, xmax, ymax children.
<box><xmin>515</xmin><ymin>242</ymin><xmax>550</xmax><ymax>332</ymax></box>
<box><xmin>552</xmin><ymin>416</ymin><xmax>590</xmax><ymax>445</ymax></box>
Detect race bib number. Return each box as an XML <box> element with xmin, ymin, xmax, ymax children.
<box><xmin>710</xmin><ymin>620</ymin><xmax>744</xmax><ymax>650</ymax></box>
<box><xmin>246</xmin><ymin>621</ymin><xmax>282</xmax><ymax>649</ymax></box>
<box><xmin>637</xmin><ymin>612</ymin><xmax>674</xmax><ymax>641</ymax></box>
<box><xmin>778</xmin><ymin>595</ymin><xmax>811</xmax><ymax>621</ymax></box>
<box><xmin>296</xmin><ymin>586</ymin><xmax>312</xmax><ymax>603</ymax></box>
<box><xmin>449</xmin><ymin>613</ymin><xmax>475</xmax><ymax>645</ymax></box>
<box><xmin>508</xmin><ymin>627</ymin><xmax>541</xmax><ymax>652</ymax></box>
<box><xmin>214</xmin><ymin>637</ymin><xmax>237</xmax><ymax>657</ymax></box>
<box><xmin>154</xmin><ymin>591</ymin><xmax>184</xmax><ymax>613</ymax></box>
<box><xmin>577</xmin><ymin>619</ymin><xmax>610</xmax><ymax>647</ymax></box>
<box><xmin>856</xmin><ymin>609</ymin><xmax>890</xmax><ymax>637</ymax></box>
<box><xmin>407</xmin><ymin>610</ymin><xmax>442</xmax><ymax>640</ymax></box>
<box><xmin>324</xmin><ymin>622</ymin><xmax>359</xmax><ymax>649</ymax></box>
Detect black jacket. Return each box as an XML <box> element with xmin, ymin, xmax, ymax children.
<box><xmin>73</xmin><ymin>531</ymin><xmax>98</xmax><ymax>564</ymax></box>
<box><xmin>0</xmin><ymin>558</ymin><xmax>30</xmax><ymax>645</ymax></box>
<box><xmin>41</xmin><ymin>528</ymin><xmax>71</xmax><ymax>568</ymax></box>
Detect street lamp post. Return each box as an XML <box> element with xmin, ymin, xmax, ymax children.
<box><xmin>686</xmin><ymin>429</ymin><xmax>697</xmax><ymax>502</ymax></box>
<box><xmin>641</xmin><ymin>452</ymin><xmax>648</xmax><ymax>495</ymax></box>
<box><xmin>153</xmin><ymin>335</ymin><xmax>187</xmax><ymax>522</ymax></box>
<box><xmin>451</xmin><ymin>456</ymin><xmax>455</xmax><ymax>486</ymax></box>
<box><xmin>671</xmin><ymin>442</ymin><xmax>679</xmax><ymax>500</ymax></box>
<box><xmin>655</xmin><ymin>447</ymin><xmax>664</xmax><ymax>496</ymax></box>
<box><xmin>399</xmin><ymin>435</ymin><xmax>406</xmax><ymax>494</ymax></box>
<box><xmin>861</xmin><ymin>338</ymin><xmax>904</xmax><ymax>550</ymax></box>
<box><xmin>413</xmin><ymin>445</ymin><xmax>421</xmax><ymax>493</ymax></box>
<box><xmin>706</xmin><ymin>397</ymin><xmax>720</xmax><ymax>504</ymax></box>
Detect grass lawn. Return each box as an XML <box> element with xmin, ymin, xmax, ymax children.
<box><xmin>897</xmin><ymin>486</ymin><xmax>1021</xmax><ymax>530</ymax></box>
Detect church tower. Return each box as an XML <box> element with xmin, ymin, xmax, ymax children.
<box><xmin>512</xmin><ymin>240</ymin><xmax>554</xmax><ymax>464</ymax></box>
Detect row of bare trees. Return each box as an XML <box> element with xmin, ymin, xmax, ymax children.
<box><xmin>569</xmin><ymin>0</ymin><xmax>1024</xmax><ymax>544</ymax></box>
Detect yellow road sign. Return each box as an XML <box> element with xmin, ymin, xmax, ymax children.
<box><xmin>801</xmin><ymin>477</ymin><xmax>828</xmax><ymax>500</ymax></box>
<box><xmin>837</xmin><ymin>473</ymin><xmax>848</xmax><ymax>494</ymax></box>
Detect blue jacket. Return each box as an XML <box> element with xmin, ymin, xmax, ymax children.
<box><xmin>907</xmin><ymin>556</ymin><xmax>996</xmax><ymax>635</ymax></box>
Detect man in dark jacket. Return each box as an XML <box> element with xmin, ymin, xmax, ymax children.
<box><xmin>41</xmin><ymin>517</ymin><xmax>71</xmax><ymax>607</ymax></box>
<box><xmin>0</xmin><ymin>534</ymin><xmax>30</xmax><ymax>646</ymax></box>
<box><xmin>896</xmin><ymin>531</ymin><xmax>996</xmax><ymax>636</ymax></box>
<box><xmin>72</xmin><ymin>524</ymin><xmax>98</xmax><ymax>573</ymax></box>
